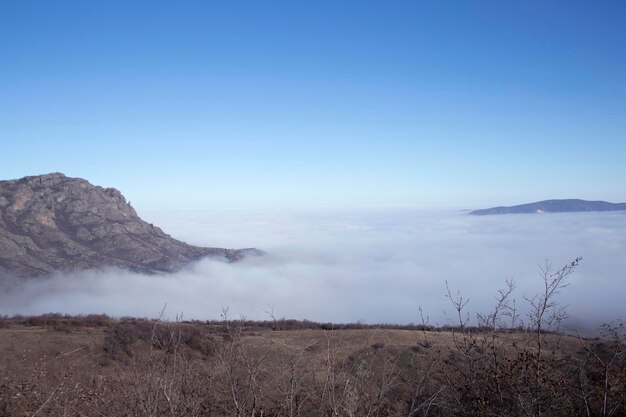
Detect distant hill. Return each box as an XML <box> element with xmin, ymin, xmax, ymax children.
<box><xmin>0</xmin><ymin>173</ymin><xmax>260</xmax><ymax>277</ymax></box>
<box><xmin>469</xmin><ymin>199</ymin><xmax>626</xmax><ymax>215</ymax></box>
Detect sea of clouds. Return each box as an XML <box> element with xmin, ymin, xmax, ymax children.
<box><xmin>1</xmin><ymin>208</ymin><xmax>625</xmax><ymax>331</ymax></box>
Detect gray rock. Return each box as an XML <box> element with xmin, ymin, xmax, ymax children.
<box><xmin>0</xmin><ymin>173</ymin><xmax>261</xmax><ymax>277</ymax></box>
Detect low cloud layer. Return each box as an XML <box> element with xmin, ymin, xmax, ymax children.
<box><xmin>1</xmin><ymin>209</ymin><xmax>625</xmax><ymax>330</ymax></box>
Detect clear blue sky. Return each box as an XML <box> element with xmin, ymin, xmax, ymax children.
<box><xmin>1</xmin><ymin>1</ymin><xmax>625</xmax><ymax>209</ymax></box>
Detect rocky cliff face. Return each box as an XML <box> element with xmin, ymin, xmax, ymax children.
<box><xmin>0</xmin><ymin>173</ymin><xmax>258</xmax><ymax>277</ymax></box>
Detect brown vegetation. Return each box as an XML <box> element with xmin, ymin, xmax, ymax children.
<box><xmin>0</xmin><ymin>260</ymin><xmax>624</xmax><ymax>416</ymax></box>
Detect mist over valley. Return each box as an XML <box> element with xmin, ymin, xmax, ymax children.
<box><xmin>3</xmin><ymin>206</ymin><xmax>624</xmax><ymax>331</ymax></box>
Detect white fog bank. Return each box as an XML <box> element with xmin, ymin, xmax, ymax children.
<box><xmin>1</xmin><ymin>208</ymin><xmax>625</xmax><ymax>331</ymax></box>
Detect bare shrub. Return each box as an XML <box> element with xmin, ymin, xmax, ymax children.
<box><xmin>2</xmin><ymin>257</ymin><xmax>625</xmax><ymax>417</ymax></box>
<box><xmin>576</xmin><ymin>321</ymin><xmax>625</xmax><ymax>416</ymax></box>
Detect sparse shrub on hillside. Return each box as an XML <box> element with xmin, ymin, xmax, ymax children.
<box><xmin>0</xmin><ymin>258</ymin><xmax>624</xmax><ymax>416</ymax></box>
<box><xmin>432</xmin><ymin>257</ymin><xmax>625</xmax><ymax>417</ymax></box>
<box><xmin>0</xmin><ymin>313</ymin><xmax>114</xmax><ymax>329</ymax></box>
<box><xmin>576</xmin><ymin>321</ymin><xmax>625</xmax><ymax>417</ymax></box>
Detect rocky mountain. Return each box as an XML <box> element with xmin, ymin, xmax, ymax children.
<box><xmin>0</xmin><ymin>173</ymin><xmax>259</xmax><ymax>277</ymax></box>
<box><xmin>470</xmin><ymin>199</ymin><xmax>626</xmax><ymax>215</ymax></box>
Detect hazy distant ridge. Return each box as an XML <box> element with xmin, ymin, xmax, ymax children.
<box><xmin>470</xmin><ymin>199</ymin><xmax>626</xmax><ymax>215</ymax></box>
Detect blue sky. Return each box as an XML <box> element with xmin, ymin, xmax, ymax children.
<box><xmin>1</xmin><ymin>1</ymin><xmax>625</xmax><ymax>209</ymax></box>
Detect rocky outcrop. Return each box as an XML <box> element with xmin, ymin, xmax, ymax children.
<box><xmin>470</xmin><ymin>199</ymin><xmax>626</xmax><ymax>215</ymax></box>
<box><xmin>0</xmin><ymin>173</ymin><xmax>259</xmax><ymax>277</ymax></box>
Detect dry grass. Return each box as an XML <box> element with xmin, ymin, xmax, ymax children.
<box><xmin>0</xmin><ymin>316</ymin><xmax>623</xmax><ymax>417</ymax></box>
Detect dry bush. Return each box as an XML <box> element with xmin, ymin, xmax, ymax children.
<box><xmin>432</xmin><ymin>258</ymin><xmax>625</xmax><ymax>417</ymax></box>
<box><xmin>1</xmin><ymin>258</ymin><xmax>624</xmax><ymax>417</ymax></box>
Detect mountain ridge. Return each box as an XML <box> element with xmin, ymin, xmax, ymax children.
<box><xmin>470</xmin><ymin>199</ymin><xmax>626</xmax><ymax>215</ymax></box>
<box><xmin>0</xmin><ymin>173</ymin><xmax>259</xmax><ymax>277</ymax></box>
